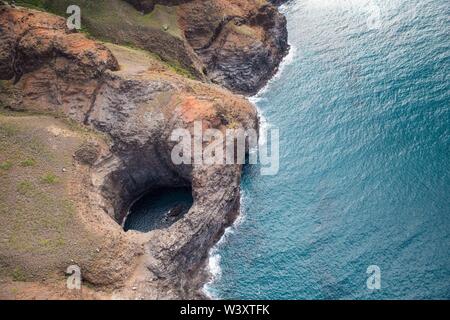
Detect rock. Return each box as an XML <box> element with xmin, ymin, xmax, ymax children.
<box><xmin>124</xmin><ymin>0</ymin><xmax>155</xmax><ymax>14</ymax></box>
<box><xmin>55</xmin><ymin>0</ymin><xmax>289</xmax><ymax>95</ymax></box>
<box><xmin>74</xmin><ymin>143</ymin><xmax>101</xmax><ymax>166</ymax></box>
<box><xmin>0</xmin><ymin>8</ymin><xmax>118</xmax><ymax>83</ymax></box>
<box><xmin>0</xmin><ymin>6</ymin><xmax>258</xmax><ymax>299</ymax></box>
<box><xmin>178</xmin><ymin>0</ymin><xmax>289</xmax><ymax>95</ymax></box>
<box><xmin>167</xmin><ymin>204</ymin><xmax>186</xmax><ymax>218</ymax></box>
<box><xmin>268</xmin><ymin>0</ymin><xmax>290</xmax><ymax>6</ymax></box>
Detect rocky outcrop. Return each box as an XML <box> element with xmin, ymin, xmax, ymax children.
<box><xmin>12</xmin><ymin>0</ymin><xmax>288</xmax><ymax>95</ymax></box>
<box><xmin>124</xmin><ymin>0</ymin><xmax>157</xmax><ymax>13</ymax></box>
<box><xmin>0</xmin><ymin>6</ymin><xmax>257</xmax><ymax>299</ymax></box>
<box><xmin>0</xmin><ymin>6</ymin><xmax>119</xmax><ymax>109</ymax></box>
<box><xmin>116</xmin><ymin>0</ymin><xmax>289</xmax><ymax>94</ymax></box>
<box><xmin>268</xmin><ymin>0</ymin><xmax>290</xmax><ymax>6</ymax></box>
<box><xmin>1</xmin><ymin>14</ymin><xmax>115</xmax><ymax>81</ymax></box>
<box><xmin>179</xmin><ymin>0</ymin><xmax>289</xmax><ymax>94</ymax></box>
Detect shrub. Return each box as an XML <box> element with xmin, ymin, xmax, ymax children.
<box><xmin>0</xmin><ymin>161</ymin><xmax>13</xmax><ymax>170</ymax></box>
<box><xmin>41</xmin><ymin>173</ymin><xmax>59</xmax><ymax>184</ymax></box>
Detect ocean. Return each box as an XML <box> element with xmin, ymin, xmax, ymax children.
<box><xmin>205</xmin><ymin>0</ymin><xmax>450</xmax><ymax>299</ymax></box>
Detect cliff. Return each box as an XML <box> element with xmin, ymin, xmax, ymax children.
<box><xmin>125</xmin><ymin>0</ymin><xmax>289</xmax><ymax>94</ymax></box>
<box><xmin>0</xmin><ymin>6</ymin><xmax>257</xmax><ymax>299</ymax></box>
<box><xmin>178</xmin><ymin>0</ymin><xmax>288</xmax><ymax>94</ymax></box>
<box><xmin>12</xmin><ymin>0</ymin><xmax>288</xmax><ymax>95</ymax></box>
<box><xmin>0</xmin><ymin>0</ymin><xmax>288</xmax><ymax>299</ymax></box>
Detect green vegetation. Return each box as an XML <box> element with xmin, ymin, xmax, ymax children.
<box><xmin>0</xmin><ymin>115</ymin><xmax>100</xmax><ymax>281</ymax></box>
<box><xmin>0</xmin><ymin>106</ymin><xmax>111</xmax><ymax>144</ymax></box>
<box><xmin>11</xmin><ymin>267</ymin><xmax>27</xmax><ymax>282</ymax></box>
<box><xmin>16</xmin><ymin>0</ymin><xmax>183</xmax><ymax>38</ymax></box>
<box><xmin>0</xmin><ymin>121</ymin><xmax>18</xmax><ymax>136</ymax></box>
<box><xmin>14</xmin><ymin>0</ymin><xmax>48</xmax><ymax>10</ymax></box>
<box><xmin>123</xmin><ymin>43</ymin><xmax>196</xmax><ymax>80</ymax></box>
<box><xmin>0</xmin><ymin>80</ymin><xmax>4</xmax><ymax>94</ymax></box>
<box><xmin>20</xmin><ymin>158</ymin><xmax>36</xmax><ymax>167</ymax></box>
<box><xmin>41</xmin><ymin>173</ymin><xmax>59</xmax><ymax>184</ymax></box>
<box><xmin>146</xmin><ymin>4</ymin><xmax>182</xmax><ymax>38</ymax></box>
<box><xmin>165</xmin><ymin>59</ymin><xmax>196</xmax><ymax>80</ymax></box>
<box><xmin>39</xmin><ymin>237</ymin><xmax>65</xmax><ymax>249</ymax></box>
<box><xmin>0</xmin><ymin>161</ymin><xmax>13</xmax><ymax>170</ymax></box>
<box><xmin>13</xmin><ymin>0</ymin><xmax>197</xmax><ymax>79</ymax></box>
<box><xmin>17</xmin><ymin>180</ymin><xmax>33</xmax><ymax>195</ymax></box>
<box><xmin>231</xmin><ymin>24</ymin><xmax>259</xmax><ymax>38</ymax></box>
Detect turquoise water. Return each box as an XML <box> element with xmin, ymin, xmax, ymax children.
<box><xmin>124</xmin><ymin>188</ymin><xmax>193</xmax><ymax>232</ymax></box>
<box><xmin>208</xmin><ymin>0</ymin><xmax>450</xmax><ymax>299</ymax></box>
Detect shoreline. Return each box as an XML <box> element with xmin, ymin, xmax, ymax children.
<box><xmin>0</xmin><ymin>1</ymin><xmax>291</xmax><ymax>300</ymax></box>
<box><xmin>202</xmin><ymin>5</ymin><xmax>297</xmax><ymax>296</ymax></box>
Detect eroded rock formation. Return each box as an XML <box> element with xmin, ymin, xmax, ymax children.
<box><xmin>179</xmin><ymin>0</ymin><xmax>289</xmax><ymax>94</ymax></box>
<box><xmin>56</xmin><ymin>0</ymin><xmax>289</xmax><ymax>95</ymax></box>
<box><xmin>0</xmin><ymin>5</ymin><xmax>257</xmax><ymax>299</ymax></box>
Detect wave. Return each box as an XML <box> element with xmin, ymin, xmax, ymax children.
<box><xmin>202</xmin><ymin>39</ymin><xmax>298</xmax><ymax>299</ymax></box>
<box><xmin>251</xmin><ymin>43</ymin><xmax>297</xmax><ymax>146</ymax></box>
<box><xmin>251</xmin><ymin>44</ymin><xmax>297</xmax><ymax>100</ymax></box>
<box><xmin>202</xmin><ymin>194</ymin><xmax>246</xmax><ymax>299</ymax></box>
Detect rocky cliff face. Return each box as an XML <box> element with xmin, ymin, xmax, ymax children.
<box><xmin>179</xmin><ymin>0</ymin><xmax>289</xmax><ymax>94</ymax></box>
<box><xmin>27</xmin><ymin>0</ymin><xmax>288</xmax><ymax>95</ymax></box>
<box><xmin>123</xmin><ymin>0</ymin><xmax>289</xmax><ymax>94</ymax></box>
<box><xmin>0</xmin><ymin>5</ymin><xmax>258</xmax><ymax>299</ymax></box>
<box><xmin>268</xmin><ymin>0</ymin><xmax>290</xmax><ymax>6</ymax></box>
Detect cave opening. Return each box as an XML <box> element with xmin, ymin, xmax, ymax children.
<box><xmin>123</xmin><ymin>187</ymin><xmax>193</xmax><ymax>233</ymax></box>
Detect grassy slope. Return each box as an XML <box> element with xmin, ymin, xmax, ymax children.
<box><xmin>0</xmin><ymin>2</ymin><xmax>192</xmax><ymax>285</ymax></box>
<box><xmin>16</xmin><ymin>0</ymin><xmax>181</xmax><ymax>37</ymax></box>
<box><xmin>41</xmin><ymin>0</ymin><xmax>182</xmax><ymax>39</ymax></box>
<box><xmin>14</xmin><ymin>0</ymin><xmax>197</xmax><ymax>78</ymax></box>
<box><xmin>0</xmin><ymin>111</ymin><xmax>102</xmax><ymax>283</ymax></box>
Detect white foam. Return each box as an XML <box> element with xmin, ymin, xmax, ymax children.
<box><xmin>208</xmin><ymin>254</ymin><xmax>222</xmax><ymax>281</ymax></box>
<box><xmin>257</xmin><ymin>106</ymin><xmax>270</xmax><ymax>146</ymax></box>
<box><xmin>202</xmin><ymin>193</ymin><xmax>247</xmax><ymax>299</ymax></box>
<box><xmin>202</xmin><ymin>38</ymin><xmax>297</xmax><ymax>299</ymax></box>
<box><xmin>251</xmin><ymin>44</ymin><xmax>297</xmax><ymax>99</ymax></box>
<box><xmin>270</xmin><ymin>44</ymin><xmax>297</xmax><ymax>82</ymax></box>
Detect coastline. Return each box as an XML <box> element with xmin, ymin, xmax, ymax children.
<box><xmin>202</xmin><ymin>6</ymin><xmax>297</xmax><ymax>296</ymax></box>
<box><xmin>0</xmin><ymin>0</ymin><xmax>448</xmax><ymax>303</ymax></box>
<box><xmin>0</xmin><ymin>0</ymin><xmax>291</xmax><ymax>300</ymax></box>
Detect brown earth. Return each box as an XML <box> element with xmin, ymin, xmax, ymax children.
<box><xmin>0</xmin><ymin>5</ymin><xmax>258</xmax><ymax>299</ymax></box>
<box><xmin>12</xmin><ymin>0</ymin><xmax>289</xmax><ymax>95</ymax></box>
<box><xmin>0</xmin><ymin>113</ymin><xmax>142</xmax><ymax>298</ymax></box>
<box><xmin>179</xmin><ymin>0</ymin><xmax>289</xmax><ymax>94</ymax></box>
<box><xmin>124</xmin><ymin>0</ymin><xmax>290</xmax><ymax>94</ymax></box>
